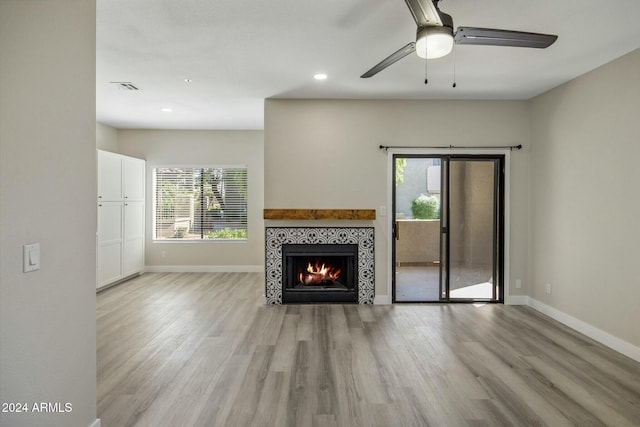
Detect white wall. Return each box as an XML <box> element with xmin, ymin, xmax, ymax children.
<box><xmin>0</xmin><ymin>1</ymin><xmax>97</xmax><ymax>427</ymax></box>
<box><xmin>96</xmin><ymin>122</ymin><xmax>118</xmax><ymax>151</ymax></box>
<box><xmin>529</xmin><ymin>48</ymin><xmax>640</xmax><ymax>347</ymax></box>
<box><xmin>264</xmin><ymin>99</ymin><xmax>530</xmax><ymax>298</ymax></box>
<box><xmin>118</xmin><ymin>129</ymin><xmax>264</xmax><ymax>270</ymax></box>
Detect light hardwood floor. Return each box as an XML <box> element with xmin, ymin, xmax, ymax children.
<box><xmin>98</xmin><ymin>272</ymin><xmax>640</xmax><ymax>426</ymax></box>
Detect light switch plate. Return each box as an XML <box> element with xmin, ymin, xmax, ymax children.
<box><xmin>23</xmin><ymin>243</ymin><xmax>40</xmax><ymax>273</ymax></box>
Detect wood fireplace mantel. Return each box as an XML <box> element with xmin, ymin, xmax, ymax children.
<box><xmin>263</xmin><ymin>209</ymin><xmax>376</xmax><ymax>221</ymax></box>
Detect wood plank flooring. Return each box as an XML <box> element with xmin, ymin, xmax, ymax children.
<box><xmin>97</xmin><ymin>273</ymin><xmax>640</xmax><ymax>426</ymax></box>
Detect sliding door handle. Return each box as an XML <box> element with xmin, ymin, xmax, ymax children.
<box><xmin>393</xmin><ymin>222</ymin><xmax>400</xmax><ymax>240</ymax></box>
<box><xmin>441</xmin><ymin>226</ymin><xmax>448</xmax><ymax>234</ymax></box>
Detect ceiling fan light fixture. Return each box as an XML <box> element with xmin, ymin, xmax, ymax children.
<box><xmin>416</xmin><ymin>26</ymin><xmax>454</xmax><ymax>59</ymax></box>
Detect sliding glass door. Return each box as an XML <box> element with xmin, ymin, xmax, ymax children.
<box><xmin>393</xmin><ymin>155</ymin><xmax>504</xmax><ymax>302</ymax></box>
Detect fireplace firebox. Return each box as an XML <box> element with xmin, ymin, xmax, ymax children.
<box><xmin>282</xmin><ymin>244</ymin><xmax>358</xmax><ymax>303</ymax></box>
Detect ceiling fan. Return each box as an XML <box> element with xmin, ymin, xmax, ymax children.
<box><xmin>361</xmin><ymin>0</ymin><xmax>558</xmax><ymax>78</ymax></box>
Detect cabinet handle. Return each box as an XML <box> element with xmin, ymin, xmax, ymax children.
<box><xmin>98</xmin><ymin>204</ymin><xmax>102</xmax><ymax>207</ymax></box>
<box><xmin>124</xmin><ymin>196</ymin><xmax>128</xmax><ymax>199</ymax></box>
<box><xmin>98</xmin><ymin>195</ymin><xmax>102</xmax><ymax>199</ymax></box>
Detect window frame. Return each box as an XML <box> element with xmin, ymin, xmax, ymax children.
<box><xmin>152</xmin><ymin>164</ymin><xmax>248</xmax><ymax>242</ymax></box>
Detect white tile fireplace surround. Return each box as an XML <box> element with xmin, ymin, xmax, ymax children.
<box><xmin>265</xmin><ymin>227</ymin><xmax>375</xmax><ymax>304</ymax></box>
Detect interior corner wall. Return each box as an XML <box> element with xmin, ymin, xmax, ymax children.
<box><xmin>96</xmin><ymin>121</ymin><xmax>119</xmax><ymax>151</ymax></box>
<box><xmin>0</xmin><ymin>1</ymin><xmax>97</xmax><ymax>427</ymax></box>
<box><xmin>264</xmin><ymin>99</ymin><xmax>530</xmax><ymax>298</ymax></box>
<box><xmin>529</xmin><ymin>48</ymin><xmax>640</xmax><ymax>347</ymax></box>
<box><xmin>117</xmin><ymin>129</ymin><xmax>265</xmax><ymax>270</ymax></box>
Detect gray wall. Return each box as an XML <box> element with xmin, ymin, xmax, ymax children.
<box><xmin>264</xmin><ymin>99</ymin><xmax>530</xmax><ymax>299</ymax></box>
<box><xmin>118</xmin><ymin>129</ymin><xmax>265</xmax><ymax>270</ymax></box>
<box><xmin>529</xmin><ymin>48</ymin><xmax>640</xmax><ymax>347</ymax></box>
<box><xmin>0</xmin><ymin>1</ymin><xmax>98</xmax><ymax>426</ymax></box>
<box><xmin>96</xmin><ymin>122</ymin><xmax>119</xmax><ymax>152</ymax></box>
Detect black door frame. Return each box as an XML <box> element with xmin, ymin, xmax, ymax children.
<box><xmin>392</xmin><ymin>154</ymin><xmax>505</xmax><ymax>303</ymax></box>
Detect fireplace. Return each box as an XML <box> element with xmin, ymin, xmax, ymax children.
<box><xmin>265</xmin><ymin>227</ymin><xmax>375</xmax><ymax>304</ymax></box>
<box><xmin>282</xmin><ymin>244</ymin><xmax>358</xmax><ymax>303</ymax></box>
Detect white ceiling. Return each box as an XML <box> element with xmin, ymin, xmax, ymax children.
<box><xmin>96</xmin><ymin>0</ymin><xmax>640</xmax><ymax>130</ymax></box>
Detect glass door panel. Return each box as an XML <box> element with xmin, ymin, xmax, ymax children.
<box><xmin>393</xmin><ymin>156</ymin><xmax>442</xmax><ymax>302</ymax></box>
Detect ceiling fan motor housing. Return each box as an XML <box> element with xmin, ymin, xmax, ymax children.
<box><xmin>439</xmin><ymin>11</ymin><xmax>454</xmax><ymax>31</ymax></box>
<box><xmin>417</xmin><ymin>12</ymin><xmax>453</xmax><ymax>39</ymax></box>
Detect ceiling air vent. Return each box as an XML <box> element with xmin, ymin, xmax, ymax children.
<box><xmin>110</xmin><ymin>82</ymin><xmax>141</xmax><ymax>91</ymax></box>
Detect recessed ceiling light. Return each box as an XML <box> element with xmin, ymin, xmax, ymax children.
<box><xmin>314</xmin><ymin>73</ymin><xmax>328</xmax><ymax>81</ymax></box>
<box><xmin>160</xmin><ymin>107</ymin><xmax>173</xmax><ymax>112</ymax></box>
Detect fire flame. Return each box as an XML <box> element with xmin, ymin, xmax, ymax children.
<box><xmin>299</xmin><ymin>261</ymin><xmax>341</xmax><ymax>285</ymax></box>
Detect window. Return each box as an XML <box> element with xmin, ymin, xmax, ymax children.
<box><xmin>153</xmin><ymin>166</ymin><xmax>248</xmax><ymax>240</ymax></box>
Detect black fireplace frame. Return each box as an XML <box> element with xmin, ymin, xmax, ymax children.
<box><xmin>282</xmin><ymin>243</ymin><xmax>358</xmax><ymax>303</ymax></box>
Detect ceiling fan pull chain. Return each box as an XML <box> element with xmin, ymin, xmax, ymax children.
<box><xmin>424</xmin><ymin>60</ymin><xmax>428</xmax><ymax>85</ymax></box>
<box><xmin>452</xmin><ymin>43</ymin><xmax>457</xmax><ymax>88</ymax></box>
<box><xmin>424</xmin><ymin>35</ymin><xmax>428</xmax><ymax>85</ymax></box>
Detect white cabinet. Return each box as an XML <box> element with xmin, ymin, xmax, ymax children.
<box><xmin>122</xmin><ymin>156</ymin><xmax>145</xmax><ymax>201</ymax></box>
<box><xmin>97</xmin><ymin>202</ymin><xmax>123</xmax><ymax>286</ymax></box>
<box><xmin>98</xmin><ymin>150</ymin><xmax>122</xmax><ymax>201</ymax></box>
<box><xmin>97</xmin><ymin>150</ymin><xmax>145</xmax><ymax>289</ymax></box>
<box><xmin>123</xmin><ymin>201</ymin><xmax>144</xmax><ymax>276</ymax></box>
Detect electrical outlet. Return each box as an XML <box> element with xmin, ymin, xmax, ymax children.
<box><xmin>379</xmin><ymin>206</ymin><xmax>387</xmax><ymax>217</ymax></box>
<box><xmin>545</xmin><ymin>283</ymin><xmax>552</xmax><ymax>294</ymax></box>
<box><xmin>161</xmin><ymin>250</ymin><xmax>167</xmax><ymax>258</ymax></box>
<box><xmin>515</xmin><ymin>279</ymin><xmax>522</xmax><ymax>289</ymax></box>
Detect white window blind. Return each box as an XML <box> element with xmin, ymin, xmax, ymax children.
<box><xmin>153</xmin><ymin>166</ymin><xmax>248</xmax><ymax>240</ymax></box>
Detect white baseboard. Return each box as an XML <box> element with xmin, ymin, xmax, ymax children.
<box><xmin>89</xmin><ymin>419</ymin><xmax>101</xmax><ymax>427</ymax></box>
<box><xmin>527</xmin><ymin>297</ymin><xmax>640</xmax><ymax>363</ymax></box>
<box><xmin>374</xmin><ymin>294</ymin><xmax>392</xmax><ymax>305</ymax></box>
<box><xmin>145</xmin><ymin>265</ymin><xmax>264</xmax><ymax>273</ymax></box>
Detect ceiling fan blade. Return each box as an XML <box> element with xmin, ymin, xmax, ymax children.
<box><xmin>361</xmin><ymin>42</ymin><xmax>416</xmax><ymax>78</ymax></box>
<box><xmin>404</xmin><ymin>0</ymin><xmax>443</xmax><ymax>27</ymax></box>
<box><xmin>455</xmin><ymin>27</ymin><xmax>558</xmax><ymax>48</ymax></box>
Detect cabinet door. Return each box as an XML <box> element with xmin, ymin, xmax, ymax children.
<box><xmin>97</xmin><ymin>202</ymin><xmax>123</xmax><ymax>287</ymax></box>
<box><xmin>122</xmin><ymin>156</ymin><xmax>145</xmax><ymax>201</ymax></box>
<box><xmin>123</xmin><ymin>238</ymin><xmax>144</xmax><ymax>277</ymax></box>
<box><xmin>123</xmin><ymin>201</ymin><xmax>144</xmax><ymax>276</ymax></box>
<box><xmin>97</xmin><ymin>150</ymin><xmax>122</xmax><ymax>201</ymax></box>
